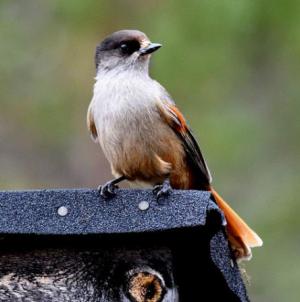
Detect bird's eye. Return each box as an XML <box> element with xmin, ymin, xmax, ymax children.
<box><xmin>120</xmin><ymin>43</ymin><xmax>130</xmax><ymax>53</ymax></box>
<box><xmin>119</xmin><ymin>40</ymin><xmax>140</xmax><ymax>55</ymax></box>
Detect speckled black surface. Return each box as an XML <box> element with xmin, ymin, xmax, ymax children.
<box><xmin>210</xmin><ymin>230</ymin><xmax>249</xmax><ymax>301</ymax></box>
<box><xmin>0</xmin><ymin>188</ymin><xmax>249</xmax><ymax>301</ymax></box>
<box><xmin>0</xmin><ymin>189</ymin><xmax>216</xmax><ymax>234</ymax></box>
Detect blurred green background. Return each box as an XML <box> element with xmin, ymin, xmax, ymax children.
<box><xmin>0</xmin><ymin>0</ymin><xmax>299</xmax><ymax>300</ymax></box>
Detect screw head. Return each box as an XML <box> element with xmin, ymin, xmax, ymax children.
<box><xmin>57</xmin><ymin>206</ymin><xmax>68</xmax><ymax>217</ymax></box>
<box><xmin>138</xmin><ymin>201</ymin><xmax>149</xmax><ymax>211</ymax></box>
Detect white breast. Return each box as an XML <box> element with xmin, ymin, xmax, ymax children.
<box><xmin>90</xmin><ymin>70</ymin><xmax>164</xmax><ymax>165</ymax></box>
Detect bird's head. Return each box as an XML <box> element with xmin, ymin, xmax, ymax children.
<box><xmin>95</xmin><ymin>30</ymin><xmax>161</xmax><ymax>74</ymax></box>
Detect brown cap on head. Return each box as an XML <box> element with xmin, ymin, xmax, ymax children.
<box><xmin>98</xmin><ymin>30</ymin><xmax>150</xmax><ymax>51</ymax></box>
<box><xmin>95</xmin><ymin>30</ymin><xmax>161</xmax><ymax>70</ymax></box>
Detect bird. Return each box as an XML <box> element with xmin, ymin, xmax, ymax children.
<box><xmin>87</xmin><ymin>29</ymin><xmax>263</xmax><ymax>261</ymax></box>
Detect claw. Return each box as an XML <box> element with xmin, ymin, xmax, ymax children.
<box><xmin>97</xmin><ymin>176</ymin><xmax>126</xmax><ymax>200</ymax></box>
<box><xmin>153</xmin><ymin>180</ymin><xmax>172</xmax><ymax>200</ymax></box>
<box><xmin>98</xmin><ymin>182</ymin><xmax>118</xmax><ymax>199</ymax></box>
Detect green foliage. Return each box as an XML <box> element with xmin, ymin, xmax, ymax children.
<box><xmin>0</xmin><ymin>1</ymin><xmax>299</xmax><ymax>300</ymax></box>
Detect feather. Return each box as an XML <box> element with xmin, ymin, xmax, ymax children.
<box><xmin>87</xmin><ymin>104</ymin><xmax>98</xmax><ymax>142</ymax></box>
<box><xmin>158</xmin><ymin>102</ymin><xmax>212</xmax><ymax>185</ymax></box>
<box><xmin>211</xmin><ymin>189</ymin><xmax>263</xmax><ymax>261</ymax></box>
<box><xmin>157</xmin><ymin>100</ymin><xmax>263</xmax><ymax>261</ymax></box>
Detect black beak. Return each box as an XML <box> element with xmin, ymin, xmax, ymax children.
<box><xmin>139</xmin><ymin>43</ymin><xmax>162</xmax><ymax>55</ymax></box>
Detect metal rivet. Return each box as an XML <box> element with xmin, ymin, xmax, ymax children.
<box><xmin>230</xmin><ymin>259</ymin><xmax>234</xmax><ymax>268</ymax></box>
<box><xmin>57</xmin><ymin>206</ymin><xmax>68</xmax><ymax>217</ymax></box>
<box><xmin>138</xmin><ymin>201</ymin><xmax>149</xmax><ymax>211</ymax></box>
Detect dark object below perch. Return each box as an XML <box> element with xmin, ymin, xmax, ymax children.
<box><xmin>0</xmin><ymin>189</ymin><xmax>249</xmax><ymax>302</ymax></box>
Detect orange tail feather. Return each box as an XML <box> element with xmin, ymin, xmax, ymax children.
<box><xmin>211</xmin><ymin>188</ymin><xmax>263</xmax><ymax>261</ymax></box>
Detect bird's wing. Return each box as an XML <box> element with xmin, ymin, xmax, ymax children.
<box><xmin>87</xmin><ymin>104</ymin><xmax>98</xmax><ymax>142</ymax></box>
<box><xmin>157</xmin><ymin>101</ymin><xmax>212</xmax><ymax>185</ymax></box>
<box><xmin>157</xmin><ymin>99</ymin><xmax>263</xmax><ymax>259</ymax></box>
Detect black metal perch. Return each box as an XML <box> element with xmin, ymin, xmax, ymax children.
<box><xmin>0</xmin><ymin>189</ymin><xmax>249</xmax><ymax>301</ymax></box>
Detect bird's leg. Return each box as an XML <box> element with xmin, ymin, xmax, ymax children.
<box><xmin>98</xmin><ymin>176</ymin><xmax>126</xmax><ymax>198</ymax></box>
<box><xmin>153</xmin><ymin>179</ymin><xmax>172</xmax><ymax>200</ymax></box>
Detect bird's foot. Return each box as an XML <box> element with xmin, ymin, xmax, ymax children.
<box><xmin>153</xmin><ymin>180</ymin><xmax>172</xmax><ymax>200</ymax></box>
<box><xmin>98</xmin><ymin>181</ymin><xmax>119</xmax><ymax>199</ymax></box>
<box><xmin>98</xmin><ymin>176</ymin><xmax>126</xmax><ymax>199</ymax></box>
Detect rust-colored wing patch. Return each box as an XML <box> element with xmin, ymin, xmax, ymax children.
<box><xmin>167</xmin><ymin>105</ymin><xmax>188</xmax><ymax>132</ymax></box>
<box><xmin>157</xmin><ymin>102</ymin><xmax>212</xmax><ymax>185</ymax></box>
<box><xmin>87</xmin><ymin>105</ymin><xmax>98</xmax><ymax>142</ymax></box>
